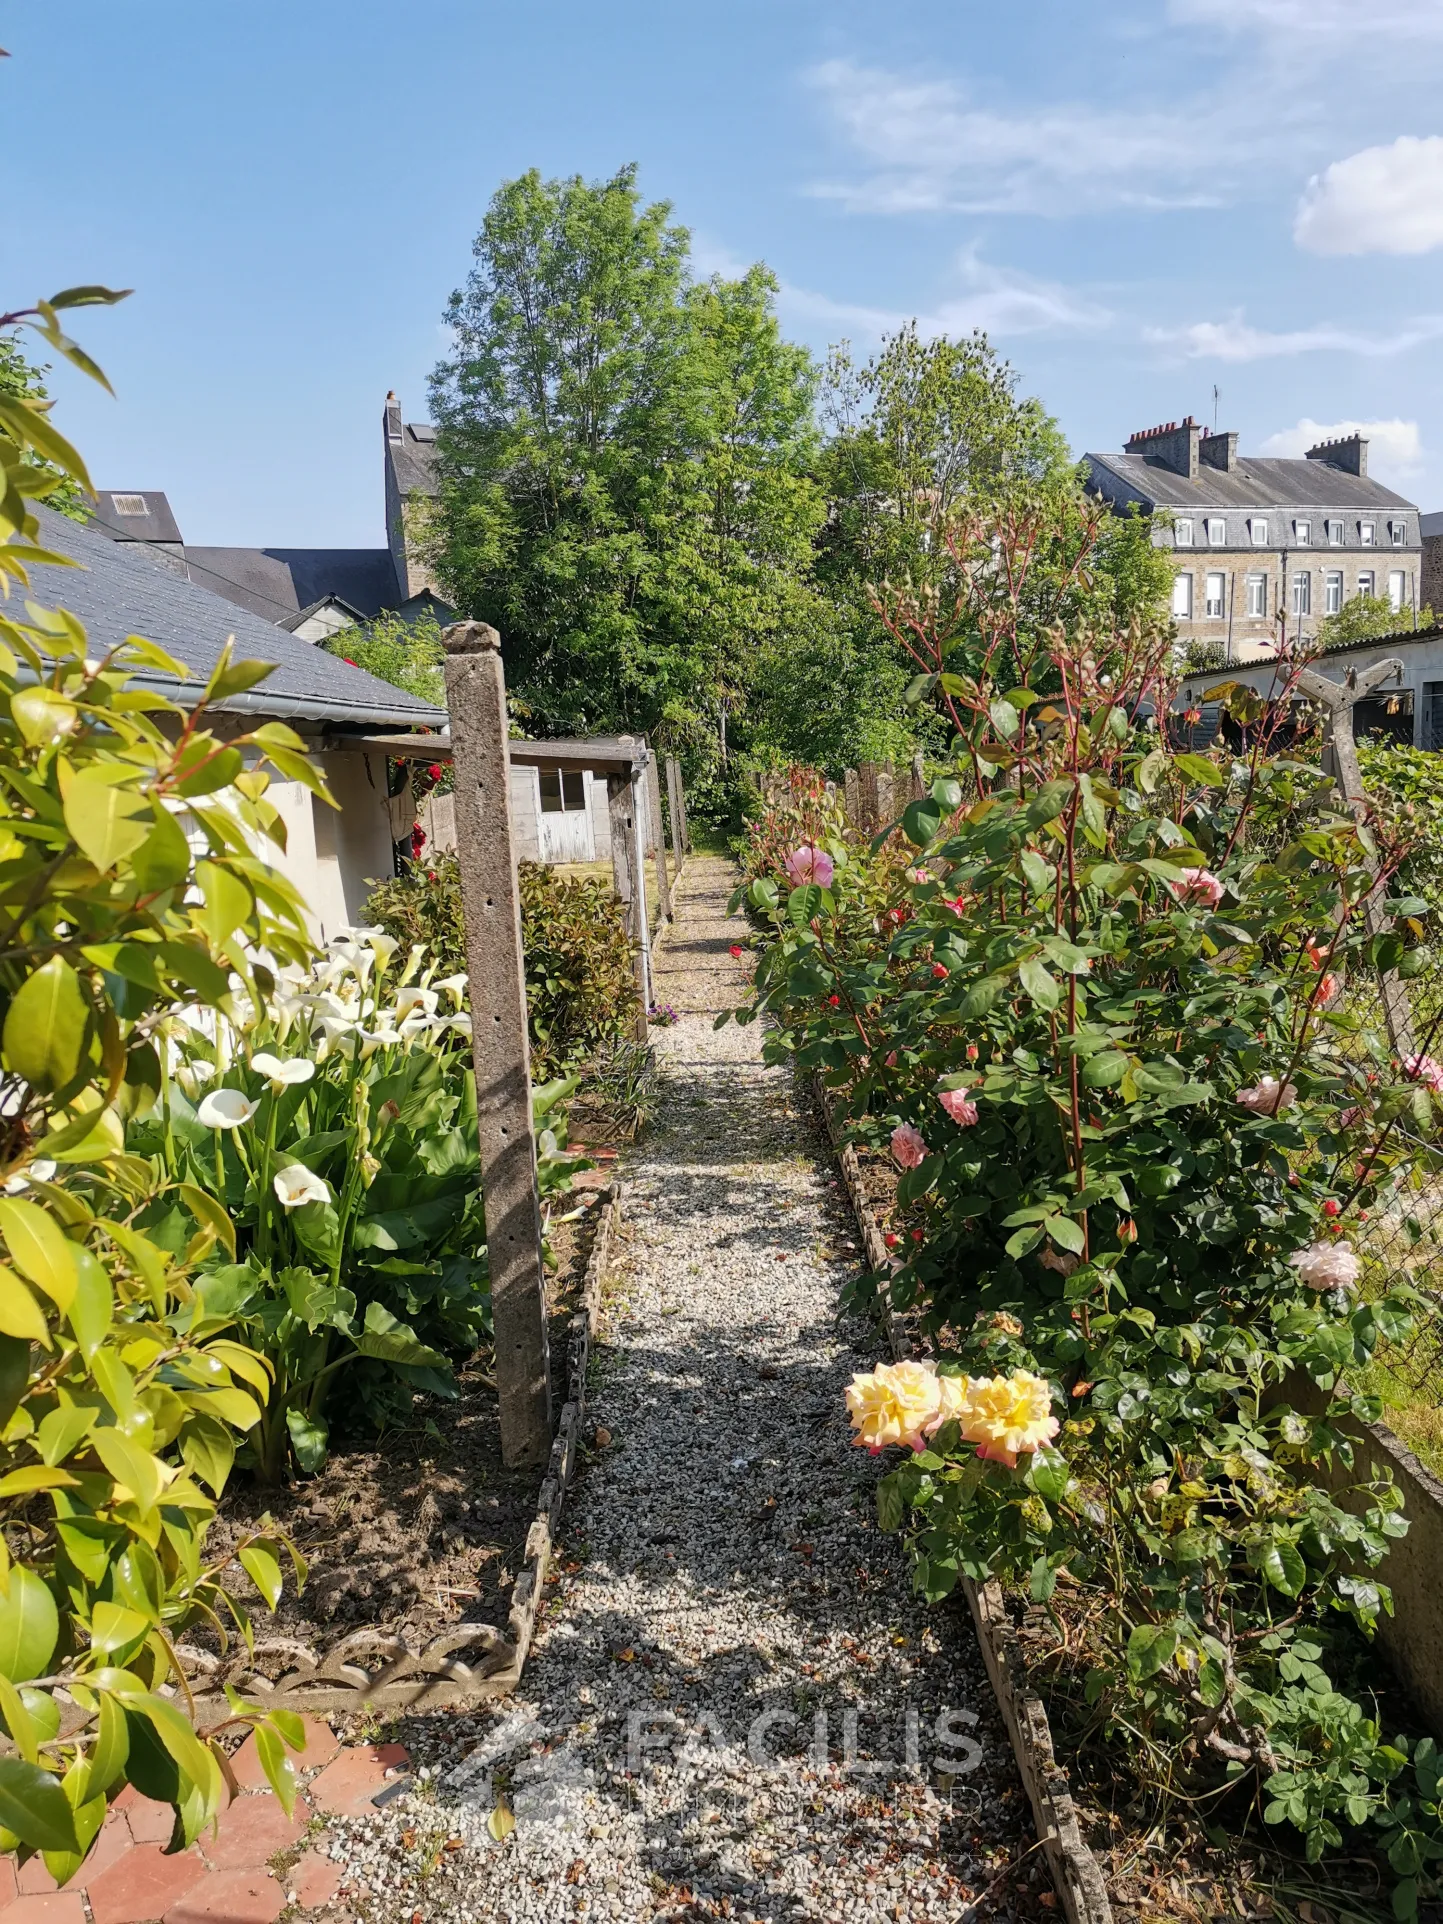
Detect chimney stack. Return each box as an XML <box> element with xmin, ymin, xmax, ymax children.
<box><xmin>384</xmin><ymin>391</ymin><xmax>403</xmax><ymax>446</ymax></box>
<box><xmin>1199</xmin><ymin>429</ymin><xmax>1238</xmax><ymax>472</ymax></box>
<box><xmin>1306</xmin><ymin>432</ymin><xmax>1368</xmax><ymax>478</ymax></box>
<box><xmin>1125</xmin><ymin>415</ymin><xmax>1203</xmax><ymax>480</ymax></box>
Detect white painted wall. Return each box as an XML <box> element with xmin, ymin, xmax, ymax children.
<box><xmin>1188</xmin><ymin>640</ymin><xmax>1443</xmax><ymax>749</ymax></box>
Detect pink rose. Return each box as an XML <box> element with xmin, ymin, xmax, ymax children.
<box><xmin>1405</xmin><ymin>1054</ymin><xmax>1443</xmax><ymax>1094</ymax></box>
<box><xmin>784</xmin><ymin>845</ymin><xmax>835</xmax><ymax>888</ymax></box>
<box><xmin>1316</xmin><ymin>973</ymin><xmax>1342</xmax><ymax>1010</ymax></box>
<box><xmin>890</xmin><ymin>1122</ymin><xmax>928</xmax><ymax>1169</ymax></box>
<box><xmin>938</xmin><ymin>1088</ymin><xmax>979</xmax><ymax>1127</ymax></box>
<box><xmin>1165</xmin><ymin>868</ymin><xmax>1225</xmax><ymax>909</ymax></box>
<box><xmin>1288</xmin><ymin>1239</ymin><xmax>1361</xmax><ymax>1292</ymax></box>
<box><xmin>1235</xmin><ymin>1076</ymin><xmax>1297</xmax><ymax>1114</ymax></box>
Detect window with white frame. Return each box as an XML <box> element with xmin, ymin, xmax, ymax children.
<box><xmin>1389</xmin><ymin>570</ymin><xmax>1407</xmax><ymax>612</ymax></box>
<box><xmin>1205</xmin><ymin>571</ymin><xmax>1226</xmax><ymax>618</ymax></box>
<box><xmin>1360</xmin><ymin>521</ymin><xmax>1376</xmax><ymax>546</ymax></box>
<box><xmin>1294</xmin><ymin>519</ymin><xmax>1311</xmax><ymax>545</ymax></box>
<box><xmin>1174</xmin><ymin>518</ymin><xmax>1194</xmax><ymax>548</ymax></box>
<box><xmin>1327</xmin><ymin>519</ymin><xmax>1343</xmax><ymax>545</ymax></box>
<box><xmin>1207</xmin><ymin>517</ymin><xmax>1226</xmax><ymax>546</ymax></box>
<box><xmin>1246</xmin><ymin>573</ymin><xmax>1268</xmax><ymax>617</ymax></box>
<box><xmin>1250</xmin><ymin>517</ymin><xmax>1269</xmax><ymax>546</ymax></box>
<box><xmin>1357</xmin><ymin>570</ymin><xmax>1375</xmax><ymax>599</ymax></box>
<box><xmin>1392</xmin><ymin>520</ymin><xmax>1408</xmax><ymax>546</ymax></box>
<box><xmin>1325</xmin><ymin>570</ymin><xmax>1343</xmax><ymax>615</ymax></box>
<box><xmin>1292</xmin><ymin>572</ymin><xmax>1312</xmax><ymax>617</ymax></box>
<box><xmin>1172</xmin><ymin>572</ymin><xmax>1194</xmax><ymax>618</ymax></box>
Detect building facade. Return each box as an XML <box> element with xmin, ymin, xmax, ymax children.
<box><xmin>1085</xmin><ymin>419</ymin><xmax>1422</xmax><ymax>663</ymax></box>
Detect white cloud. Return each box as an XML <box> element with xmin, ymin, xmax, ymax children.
<box><xmin>781</xmin><ymin>249</ymin><xmax>1108</xmax><ymax>343</ymax></box>
<box><xmin>1260</xmin><ymin>416</ymin><xmax>1423</xmax><ymax>478</ymax></box>
<box><xmin>1170</xmin><ymin>0</ymin><xmax>1443</xmax><ymax>35</ymax></box>
<box><xmin>1147</xmin><ymin>310</ymin><xmax>1443</xmax><ymax>361</ymax></box>
<box><xmin>805</xmin><ymin>59</ymin><xmax>1236</xmax><ymax>216</ymax></box>
<box><xmin>1295</xmin><ymin>137</ymin><xmax>1443</xmax><ymax>255</ymax></box>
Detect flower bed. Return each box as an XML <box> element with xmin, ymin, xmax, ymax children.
<box><xmin>726</xmin><ymin>497</ymin><xmax>1443</xmax><ymax>1919</ymax></box>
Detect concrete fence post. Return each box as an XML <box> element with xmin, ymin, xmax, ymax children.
<box><xmin>645</xmin><ymin>746</ymin><xmax>672</xmax><ymax>921</ymax></box>
<box><xmin>857</xmin><ymin>763</ymin><xmax>881</xmax><ymax>834</ymax></box>
<box><xmin>843</xmin><ymin>767</ymin><xmax>861</xmax><ymax>829</ymax></box>
<box><xmin>441</xmin><ymin>621</ymin><xmax>551</xmax><ymax>1468</ymax></box>
<box><xmin>666</xmin><ymin>755</ymin><xmax>686</xmax><ymax>872</ymax></box>
<box><xmin>609</xmin><ymin>770</ymin><xmax>650</xmax><ymax>1040</ymax></box>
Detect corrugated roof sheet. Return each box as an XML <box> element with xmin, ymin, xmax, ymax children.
<box><xmin>22</xmin><ymin>506</ymin><xmax>448</xmax><ymax>731</ymax></box>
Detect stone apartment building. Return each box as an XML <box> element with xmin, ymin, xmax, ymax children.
<box><xmin>1085</xmin><ymin>418</ymin><xmax>1422</xmax><ymax>662</ymax></box>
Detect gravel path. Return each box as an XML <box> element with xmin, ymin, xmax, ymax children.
<box><xmin>326</xmin><ymin>856</ymin><xmax>1040</xmax><ymax>1924</ymax></box>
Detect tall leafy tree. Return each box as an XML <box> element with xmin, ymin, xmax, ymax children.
<box><xmin>429</xmin><ymin>166</ymin><xmax>827</xmax><ymax>784</ymax></box>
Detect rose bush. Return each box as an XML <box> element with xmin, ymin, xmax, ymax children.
<box><xmin>730</xmin><ymin>498</ymin><xmax>1443</xmax><ymax>1907</ymax></box>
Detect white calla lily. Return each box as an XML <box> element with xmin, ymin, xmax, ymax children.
<box><xmin>432</xmin><ymin>973</ymin><xmax>468</xmax><ymax>1007</ymax></box>
<box><xmin>359</xmin><ymin>928</ymin><xmax>400</xmax><ymax>971</ymax></box>
<box><xmin>173</xmin><ymin>1061</ymin><xmax>216</xmax><ymax>1099</ymax></box>
<box><xmin>251</xmin><ymin>1053</ymin><xmax>315</xmax><ymax>1093</ymax></box>
<box><xmin>197</xmin><ymin>1088</ymin><xmax>259</xmax><ymax>1130</ymax></box>
<box><xmin>395</xmin><ymin>986</ymin><xmax>439</xmax><ymax>1020</ymax></box>
<box><xmin>3</xmin><ymin>1160</ymin><xmax>56</xmax><ymax>1196</ymax></box>
<box><xmin>398</xmin><ymin>942</ymin><xmax>427</xmax><ymax>987</ymax></box>
<box><xmin>447</xmin><ymin>1013</ymin><xmax>473</xmax><ymax>1039</ymax></box>
<box><xmin>358</xmin><ymin>1027</ymin><xmax>404</xmax><ymax>1058</ymax></box>
<box><xmin>273</xmin><ymin>1162</ymin><xmax>331</xmax><ymax>1210</ymax></box>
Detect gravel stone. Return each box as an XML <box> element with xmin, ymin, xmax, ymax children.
<box><xmin>322</xmin><ymin>858</ymin><xmax>1041</xmax><ymax>1923</ymax></box>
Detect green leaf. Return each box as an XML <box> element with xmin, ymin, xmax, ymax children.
<box><xmin>1024</xmin><ymin>780</ymin><xmax>1074</xmax><ymax>828</ymax></box>
<box><xmin>130</xmin><ymin>805</ymin><xmax>192</xmax><ymax>893</ymax></box>
<box><xmin>0</xmin><ymin>1267</ymin><xmax>50</xmax><ymax>1346</ymax></box>
<box><xmin>1125</xmin><ymin>1622</ymin><xmax>1179</xmax><ymax>1682</ymax></box>
<box><xmin>902</xmin><ymin>798</ymin><xmax>942</xmax><ymax>847</ymax></box>
<box><xmin>61</xmin><ymin>767</ymin><xmax>151</xmax><ymax>873</ymax></box>
<box><xmin>0</xmin><ymin>1758</ymin><xmax>79</xmax><ymax>1854</ymax></box>
<box><xmin>0</xmin><ymin>1568</ymin><xmax>59</xmax><ymax>1685</ymax></box>
<box><xmin>87</xmin><ymin>1602</ymin><xmax>150</xmax><ymax>1662</ymax></box>
<box><xmin>252</xmin><ymin>1723</ymin><xmax>299</xmax><ymax>1816</ymax></box>
<box><xmin>193</xmin><ymin>862</ymin><xmax>252</xmax><ymax>950</ymax></box>
<box><xmin>1174</xmin><ymin>752</ymin><xmax>1226</xmax><ymax>787</ymax></box>
<box><xmin>90</xmin><ymin>1429</ymin><xmax>166</xmax><ymax>1513</ymax></box>
<box><xmin>3</xmin><ymin>956</ymin><xmax>88</xmax><ymax>1094</ymax></box>
<box><xmin>989</xmin><ymin>699</ymin><xmax>1020</xmax><ymax>741</ymax></box>
<box><xmin>356</xmin><ymin>1301</ymin><xmax>446</xmax><ymax>1369</ymax></box>
<box><xmin>1261</xmin><ymin>1539</ymin><xmax>1307</xmax><ymax>1597</ymax></box>
<box><xmin>180</xmin><ymin>1413</ymin><xmax>236</xmax><ymax>1496</ymax></box>
<box><xmin>176</xmin><ymin>1184</ymin><xmax>236</xmax><ymax>1259</ymax></box>
<box><xmin>1018</xmin><ymin>956</ymin><xmax>1061</xmax><ymax>1011</ymax></box>
<box><xmin>0</xmin><ymin>1201</ymin><xmax>77</xmax><ymax>1312</ymax></box>
<box><xmin>1136</xmin><ymin>748</ymin><xmax>1168</xmax><ymax>796</ymax></box>
<box><xmin>284</xmin><ymin>1407</ymin><xmax>329</xmax><ymax>1474</ymax></box>
<box><xmin>238</xmin><ymin>1542</ymin><xmax>284</xmax><ymax>1611</ymax></box>
<box><xmin>1047</xmin><ymin>1215</ymin><xmax>1086</xmax><ymax>1255</ymax></box>
<box><xmin>1081</xmin><ymin>1051</ymin><xmax>1127</xmax><ymax>1088</ymax></box>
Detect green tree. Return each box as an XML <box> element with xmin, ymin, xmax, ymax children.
<box><xmin>1318</xmin><ymin>591</ymin><xmax>1432</xmax><ymax>652</ymax></box>
<box><xmin>0</xmin><ymin>331</ymin><xmax>90</xmax><ymax>520</ymax></box>
<box><xmin>321</xmin><ymin>608</ymin><xmax>446</xmax><ymax>706</ymax></box>
<box><xmin>428</xmin><ymin>166</ymin><xmax>827</xmax><ymax>808</ymax></box>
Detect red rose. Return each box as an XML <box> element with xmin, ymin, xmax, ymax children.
<box><xmin>884</xmin><ymin>1232</ymin><xmax>900</xmax><ymax>1249</ymax></box>
<box><xmin>931</xmin><ymin>963</ymin><xmax>948</xmax><ymax>979</ymax></box>
<box><xmin>827</xmin><ymin>994</ymin><xmax>841</xmax><ymax>1007</ymax></box>
<box><xmin>1322</xmin><ymin>1198</ymin><xmax>1341</xmax><ymax>1218</ymax></box>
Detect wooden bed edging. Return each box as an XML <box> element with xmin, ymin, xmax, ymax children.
<box><xmin>180</xmin><ymin>1183</ymin><xmax>623</xmax><ymax>1728</ymax></box>
<box><xmin>813</xmin><ymin>1079</ymin><xmax>1113</xmax><ymax>1924</ymax></box>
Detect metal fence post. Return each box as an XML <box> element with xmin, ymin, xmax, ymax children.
<box><xmin>441</xmin><ymin>621</ymin><xmax>552</xmax><ymax>1467</ymax></box>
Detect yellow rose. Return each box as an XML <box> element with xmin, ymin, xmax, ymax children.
<box><xmin>844</xmin><ymin>1359</ymin><xmax>942</xmax><ymax>1452</ymax></box>
<box><xmin>956</xmin><ymin>1370</ymin><xmax>1060</xmax><ymax>1468</ymax></box>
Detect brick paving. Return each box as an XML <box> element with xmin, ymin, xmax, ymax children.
<box><xmin>2</xmin><ymin>1721</ymin><xmax>408</xmax><ymax>1924</ymax></box>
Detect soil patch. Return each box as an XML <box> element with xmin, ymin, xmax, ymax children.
<box><xmin>202</xmin><ymin>1187</ymin><xmax>608</xmax><ymax>1662</ymax></box>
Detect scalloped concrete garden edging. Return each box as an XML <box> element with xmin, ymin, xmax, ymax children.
<box><xmin>814</xmin><ymin>1083</ymin><xmax>1113</xmax><ymax>1924</ymax></box>
<box><xmin>178</xmin><ymin>1183</ymin><xmax>624</xmax><ymax>1727</ymax></box>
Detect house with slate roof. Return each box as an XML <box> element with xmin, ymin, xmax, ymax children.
<box><xmin>30</xmin><ymin>502</ymin><xmax>448</xmax><ymax>942</ymax></box>
<box><xmin>88</xmin><ymin>393</ymin><xmax>450</xmax><ymax>641</ymax></box>
<box><xmin>1086</xmin><ymin>419</ymin><xmax>1423</xmax><ymax>664</ymax></box>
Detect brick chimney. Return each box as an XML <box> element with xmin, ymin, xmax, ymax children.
<box><xmin>1306</xmin><ymin>432</ymin><xmax>1368</xmax><ymax>478</ymax></box>
<box><xmin>1125</xmin><ymin>416</ymin><xmax>1202</xmax><ymax>480</ymax></box>
<box><xmin>1200</xmin><ymin>429</ymin><xmax>1239</xmax><ymax>472</ymax></box>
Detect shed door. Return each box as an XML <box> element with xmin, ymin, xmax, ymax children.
<box><xmin>536</xmin><ymin>766</ymin><xmax>595</xmax><ymax>863</ymax></box>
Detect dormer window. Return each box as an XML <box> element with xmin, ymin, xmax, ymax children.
<box><xmin>1326</xmin><ymin>519</ymin><xmax>1343</xmax><ymax>545</ymax></box>
<box><xmin>1294</xmin><ymin>519</ymin><xmax>1311</xmax><ymax>545</ymax></box>
<box><xmin>1392</xmin><ymin>519</ymin><xmax>1408</xmax><ymax>546</ymax></box>
<box><xmin>1207</xmin><ymin>517</ymin><xmax>1226</xmax><ymax>545</ymax></box>
<box><xmin>1175</xmin><ymin>518</ymin><xmax>1194</xmax><ymax>548</ymax></box>
<box><xmin>1250</xmin><ymin>517</ymin><xmax>1269</xmax><ymax>546</ymax></box>
<box><xmin>1360</xmin><ymin>521</ymin><xmax>1376</xmax><ymax>546</ymax></box>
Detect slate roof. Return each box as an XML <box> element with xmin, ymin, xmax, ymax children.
<box><xmin>24</xmin><ymin>506</ymin><xmax>447</xmax><ymax>731</ymax></box>
<box><xmin>391</xmin><ymin>421</ymin><xmax>439</xmax><ymax>500</ymax></box>
<box><xmin>88</xmin><ymin>490</ymin><xmax>185</xmax><ymax>546</ymax></box>
<box><xmin>1085</xmin><ymin>452</ymin><xmax>1417</xmax><ymax>514</ymax></box>
<box><xmin>183</xmin><ymin>546</ymin><xmax>402</xmax><ymax>624</ymax></box>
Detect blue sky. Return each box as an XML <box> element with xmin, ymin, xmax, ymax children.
<box><xmin>10</xmin><ymin>0</ymin><xmax>1443</xmax><ymax>546</ymax></box>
